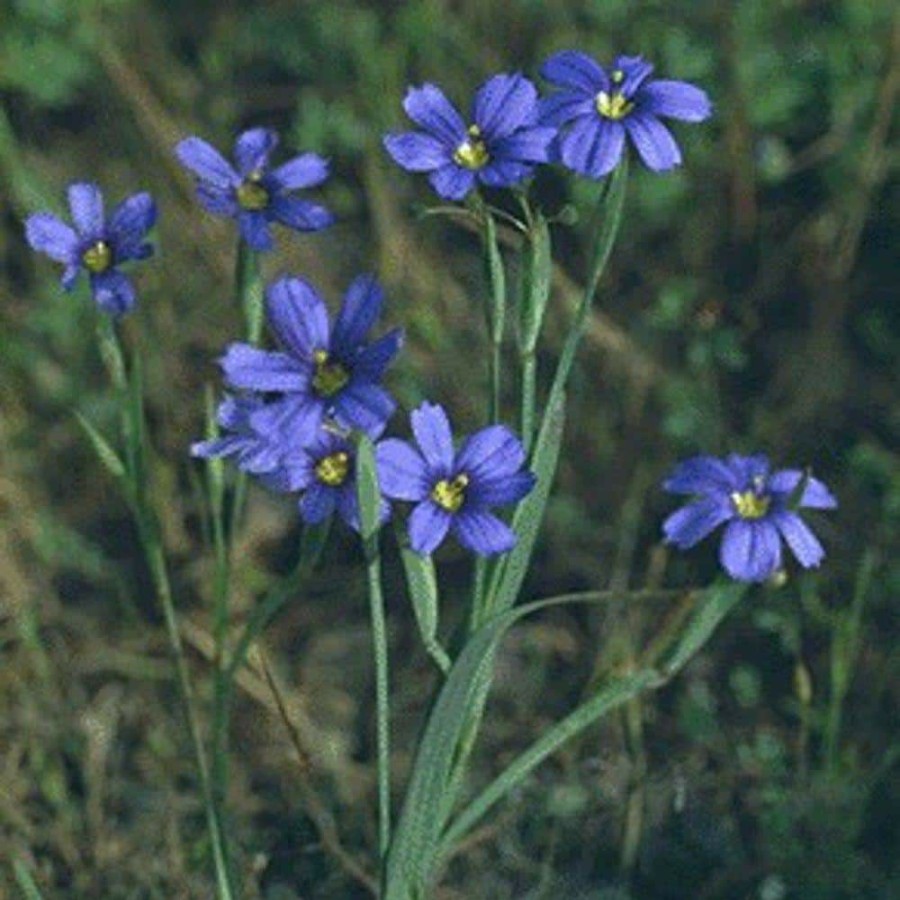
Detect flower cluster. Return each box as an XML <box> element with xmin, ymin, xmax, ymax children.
<box><xmin>383</xmin><ymin>53</ymin><xmax>711</xmax><ymax>199</ymax></box>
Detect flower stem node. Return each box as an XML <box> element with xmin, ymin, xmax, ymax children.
<box><xmin>315</xmin><ymin>451</ymin><xmax>350</xmax><ymax>487</ymax></box>
<box><xmin>431</xmin><ymin>473</ymin><xmax>469</xmax><ymax>512</ymax></box>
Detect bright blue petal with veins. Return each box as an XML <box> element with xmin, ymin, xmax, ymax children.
<box><xmin>376</xmin><ymin>439</ymin><xmax>429</xmax><ymax>501</ymax></box>
<box><xmin>110</xmin><ymin>193</ymin><xmax>157</xmax><ymax>259</ymax></box>
<box><xmin>428</xmin><ymin>164</ymin><xmax>476</xmax><ymax>200</ymax></box>
<box><xmin>332</xmin><ymin>274</ymin><xmax>382</xmax><ymax>354</ymax></box>
<box><xmin>613</xmin><ymin>55</ymin><xmax>655</xmax><ymax>98</ymax></box>
<box><xmin>25</xmin><ymin>213</ymin><xmax>78</xmax><ymax>263</ymax></box>
<box><xmin>234</xmin><ymin>128</ymin><xmax>278</xmax><ymax>177</ymax></box>
<box><xmin>238</xmin><ymin>211</ymin><xmax>274</xmax><ymax>251</ymax></box>
<box><xmin>333</xmin><ymin>383</ymin><xmax>395</xmax><ymax>434</ymax></box>
<box><xmin>538</xmin><ymin>92</ymin><xmax>596</xmax><ymax>127</ymax></box>
<box><xmin>196</xmin><ymin>184</ymin><xmax>238</xmax><ymax>216</ymax></box>
<box><xmin>663</xmin><ymin>455</ymin><xmax>740</xmax><ymax>495</ymax></box>
<box><xmin>250</xmin><ymin>395</ymin><xmax>323</xmax><ymax>444</ymax></box>
<box><xmin>541</xmin><ymin>51</ymin><xmax>608</xmax><ymax>93</ymax></box>
<box><xmin>220</xmin><ymin>343</ymin><xmax>309</xmax><ymax>392</ymax></box>
<box><xmin>492</xmin><ymin>127</ymin><xmax>556</xmax><ymax>163</ymax></box>
<box><xmin>265</xmin><ymin>276</ymin><xmax>330</xmax><ymax>359</ymax></box>
<box><xmin>560</xmin><ymin>116</ymin><xmax>625</xmax><ymax>178</ymax></box>
<box><xmin>772</xmin><ymin>511</ymin><xmax>825</xmax><ymax>568</ymax></box>
<box><xmin>175</xmin><ymin>137</ymin><xmax>240</xmax><ymax>190</ymax></box>
<box><xmin>456</xmin><ymin>425</ymin><xmax>526</xmax><ymax>483</ymax></box>
<box><xmin>91</xmin><ymin>270</ymin><xmax>136</xmax><ymax>316</ymax></box>
<box><xmin>473</xmin><ymin>73</ymin><xmax>539</xmax><ymax>140</ymax></box>
<box><xmin>662</xmin><ymin>497</ymin><xmax>733</xmax><ymax>549</ymax></box>
<box><xmin>402</xmin><ymin>84</ymin><xmax>466</xmax><ymax>145</ymax></box>
<box><xmin>411</xmin><ymin>402</ymin><xmax>455</xmax><ymax>475</ymax></box>
<box><xmin>269</xmin><ymin>196</ymin><xmax>334</xmax><ymax>232</ymax></box>
<box><xmin>468</xmin><ymin>470</ymin><xmax>536</xmax><ymax>508</ymax></box>
<box><xmin>409</xmin><ymin>500</ymin><xmax>452</xmax><ymax>555</ymax></box>
<box><xmin>453</xmin><ymin>509</ymin><xmax>516</xmax><ymax>556</ymax></box>
<box><xmin>478</xmin><ymin>160</ymin><xmax>533</xmax><ymax>188</ymax></box>
<box><xmin>383</xmin><ymin>132</ymin><xmax>450</xmax><ymax>172</ymax></box>
<box><xmin>68</xmin><ymin>183</ymin><xmax>105</xmax><ymax>236</ymax></box>
<box><xmin>768</xmin><ymin>470</ymin><xmax>838</xmax><ymax>509</ymax></box>
<box><xmin>351</xmin><ymin>328</ymin><xmax>403</xmax><ymax>381</ymax></box>
<box><xmin>639</xmin><ymin>80</ymin><xmax>712</xmax><ymax>122</ymax></box>
<box><xmin>720</xmin><ymin>519</ymin><xmax>782</xmax><ymax>582</ymax></box>
<box><xmin>301</xmin><ymin>483</ymin><xmax>338</xmax><ymax>524</ymax></box>
<box><xmin>269</xmin><ymin>153</ymin><xmax>330</xmax><ymax>190</ymax></box>
<box><xmin>624</xmin><ymin>115</ymin><xmax>682</xmax><ymax>171</ymax></box>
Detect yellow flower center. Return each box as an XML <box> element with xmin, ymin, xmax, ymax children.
<box><xmin>236</xmin><ymin>173</ymin><xmax>270</xmax><ymax>211</ymax></box>
<box><xmin>431</xmin><ymin>473</ymin><xmax>469</xmax><ymax>513</ymax></box>
<box><xmin>82</xmin><ymin>240</ymin><xmax>113</xmax><ymax>274</ymax></box>
<box><xmin>596</xmin><ymin>90</ymin><xmax>633</xmax><ymax>121</ymax></box>
<box><xmin>453</xmin><ymin>125</ymin><xmax>490</xmax><ymax>170</ymax></box>
<box><xmin>311</xmin><ymin>349</ymin><xmax>350</xmax><ymax>397</ymax></box>
<box><xmin>315</xmin><ymin>450</ymin><xmax>350</xmax><ymax>487</ymax></box>
<box><xmin>731</xmin><ymin>490</ymin><xmax>771</xmax><ymax>520</ymax></box>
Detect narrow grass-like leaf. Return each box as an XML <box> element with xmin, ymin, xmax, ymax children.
<box><xmin>401</xmin><ymin>547</ymin><xmax>451</xmax><ymax>674</ymax></box>
<box><xmin>74</xmin><ymin>412</ymin><xmax>126</xmax><ymax>481</ymax></box>
<box><xmin>355</xmin><ymin>432</ymin><xmax>382</xmax><ymax>544</ymax></box>
<box><xmin>518</xmin><ymin>208</ymin><xmax>552</xmax><ymax>356</ymax></box>
<box><xmin>12</xmin><ymin>858</ymin><xmax>45</xmax><ymax>900</ymax></box>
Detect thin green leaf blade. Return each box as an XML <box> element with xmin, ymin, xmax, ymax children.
<box><xmin>355</xmin><ymin>432</ymin><xmax>382</xmax><ymax>543</ymax></box>
<box><xmin>74</xmin><ymin>412</ymin><xmax>126</xmax><ymax>481</ymax></box>
<box><xmin>400</xmin><ymin>547</ymin><xmax>450</xmax><ymax>674</ymax></box>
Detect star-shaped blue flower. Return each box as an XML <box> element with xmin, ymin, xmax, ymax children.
<box><xmin>540</xmin><ymin>51</ymin><xmax>712</xmax><ymax>178</ymax></box>
<box><xmin>220</xmin><ymin>274</ymin><xmax>403</xmax><ymax>446</ymax></box>
<box><xmin>383</xmin><ymin>73</ymin><xmax>556</xmax><ymax>201</ymax></box>
<box><xmin>25</xmin><ymin>182</ymin><xmax>156</xmax><ymax>316</ymax></box>
<box><xmin>662</xmin><ymin>454</ymin><xmax>837</xmax><ymax>583</ymax></box>
<box><xmin>376</xmin><ymin>402</ymin><xmax>536</xmax><ymax>556</ymax></box>
<box><xmin>175</xmin><ymin>127</ymin><xmax>333</xmax><ymax>251</ymax></box>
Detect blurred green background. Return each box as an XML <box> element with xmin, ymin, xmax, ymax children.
<box><xmin>1</xmin><ymin>0</ymin><xmax>899</xmax><ymax>897</ymax></box>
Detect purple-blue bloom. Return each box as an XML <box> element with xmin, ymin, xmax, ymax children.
<box><xmin>25</xmin><ymin>182</ymin><xmax>156</xmax><ymax>316</ymax></box>
<box><xmin>540</xmin><ymin>51</ymin><xmax>712</xmax><ymax>178</ymax></box>
<box><xmin>220</xmin><ymin>274</ymin><xmax>403</xmax><ymax>446</ymax></box>
<box><xmin>662</xmin><ymin>454</ymin><xmax>837</xmax><ymax>583</ymax></box>
<box><xmin>376</xmin><ymin>402</ymin><xmax>536</xmax><ymax>556</ymax></box>
<box><xmin>174</xmin><ymin>127</ymin><xmax>333</xmax><ymax>251</ymax></box>
<box><xmin>383</xmin><ymin>73</ymin><xmax>556</xmax><ymax>201</ymax></box>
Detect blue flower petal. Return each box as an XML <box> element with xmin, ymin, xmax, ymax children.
<box><xmin>196</xmin><ymin>184</ymin><xmax>239</xmax><ymax>216</ymax></box>
<box><xmin>352</xmin><ymin>328</ymin><xmax>404</xmax><ymax>382</ymax></box>
<box><xmin>301</xmin><ymin>483</ymin><xmax>338</xmax><ymax>524</ymax></box>
<box><xmin>234</xmin><ymin>127</ymin><xmax>278</xmax><ymax>177</ymax></box>
<box><xmin>220</xmin><ymin>343</ymin><xmax>309</xmax><ymax>392</ymax></box>
<box><xmin>376</xmin><ymin>439</ymin><xmax>429</xmax><ymax>501</ymax></box>
<box><xmin>772</xmin><ymin>510</ymin><xmax>825</xmax><ymax>568</ymax></box>
<box><xmin>278</xmin><ymin>450</ymin><xmax>316</xmax><ymax>492</ymax></box>
<box><xmin>333</xmin><ymin>382</ymin><xmax>396</xmax><ymax>434</ymax></box>
<box><xmin>175</xmin><ymin>137</ymin><xmax>240</xmax><ymax>190</ymax></box>
<box><xmin>91</xmin><ymin>270</ymin><xmax>136</xmax><ymax>316</ymax></box>
<box><xmin>662</xmin><ymin>497</ymin><xmax>733</xmax><ymax>549</ymax></box>
<box><xmin>428</xmin><ymin>164</ymin><xmax>476</xmax><ymax>201</ymax></box>
<box><xmin>613</xmin><ymin>55</ymin><xmax>655</xmax><ymax>98</ymax></box>
<box><xmin>411</xmin><ymin>402</ymin><xmax>455</xmax><ymax>475</ymax></box>
<box><xmin>68</xmin><ymin>183</ymin><xmax>105</xmax><ymax>236</ymax></box>
<box><xmin>473</xmin><ymin>73</ymin><xmax>538</xmax><ymax>140</ymax></box>
<box><xmin>110</xmin><ymin>192</ymin><xmax>157</xmax><ymax>260</ymax></box>
<box><xmin>467</xmin><ymin>470</ymin><xmax>536</xmax><ymax>508</ymax></box>
<box><xmin>269</xmin><ymin>196</ymin><xmax>334</xmax><ymax>232</ymax></box>
<box><xmin>624</xmin><ymin>115</ymin><xmax>682</xmax><ymax>171</ymax></box>
<box><xmin>191</xmin><ymin>435</ymin><xmax>241</xmax><ymax>459</ymax></box>
<box><xmin>331</xmin><ymin>274</ymin><xmax>382</xmax><ymax>356</ymax></box>
<box><xmin>409</xmin><ymin>499</ymin><xmax>452</xmax><ymax>555</ymax></box>
<box><xmin>491</xmin><ymin>127</ymin><xmax>556</xmax><ymax>163</ymax></box>
<box><xmin>402</xmin><ymin>84</ymin><xmax>466</xmax><ymax>146</ymax></box>
<box><xmin>725</xmin><ymin>454</ymin><xmax>770</xmax><ymax>486</ymax></box>
<box><xmin>541</xmin><ymin>51</ymin><xmax>608</xmax><ymax>93</ymax></box>
<box><xmin>250</xmin><ymin>395</ymin><xmax>323</xmax><ymax>444</ymax></box>
<box><xmin>639</xmin><ymin>80</ymin><xmax>712</xmax><ymax>122</ymax></box>
<box><xmin>720</xmin><ymin>519</ymin><xmax>782</xmax><ymax>582</ymax></box>
<box><xmin>265</xmin><ymin>276</ymin><xmax>330</xmax><ymax>359</ymax></box>
<box><xmin>768</xmin><ymin>470</ymin><xmax>838</xmax><ymax>509</ymax></box>
<box><xmin>456</xmin><ymin>424</ymin><xmax>526</xmax><ymax>483</ymax></box>
<box><xmin>61</xmin><ymin>263</ymin><xmax>81</xmax><ymax>290</ymax></box>
<box><xmin>478</xmin><ymin>160</ymin><xmax>534</xmax><ymax>189</ymax></box>
<box><xmin>269</xmin><ymin>153</ymin><xmax>330</xmax><ymax>190</ymax></box>
<box><xmin>25</xmin><ymin>212</ymin><xmax>78</xmax><ymax>263</ymax></box>
<box><xmin>453</xmin><ymin>509</ymin><xmax>516</xmax><ymax>556</ymax></box>
<box><xmin>383</xmin><ymin>132</ymin><xmax>451</xmax><ymax>172</ymax></box>
<box><xmin>238</xmin><ymin>211</ymin><xmax>274</xmax><ymax>251</ymax></box>
<box><xmin>663</xmin><ymin>455</ymin><xmax>740</xmax><ymax>495</ymax></box>
<box><xmin>559</xmin><ymin>116</ymin><xmax>625</xmax><ymax>178</ymax></box>
<box><xmin>538</xmin><ymin>92</ymin><xmax>595</xmax><ymax>127</ymax></box>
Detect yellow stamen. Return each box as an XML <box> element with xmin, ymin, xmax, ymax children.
<box><xmin>731</xmin><ymin>490</ymin><xmax>770</xmax><ymax>520</ymax></box>
<box><xmin>312</xmin><ymin>349</ymin><xmax>350</xmax><ymax>397</ymax></box>
<box><xmin>236</xmin><ymin>173</ymin><xmax>270</xmax><ymax>211</ymax></box>
<box><xmin>453</xmin><ymin>124</ymin><xmax>490</xmax><ymax>170</ymax></box>
<box><xmin>315</xmin><ymin>451</ymin><xmax>350</xmax><ymax>487</ymax></box>
<box><xmin>431</xmin><ymin>473</ymin><xmax>469</xmax><ymax>513</ymax></box>
<box><xmin>595</xmin><ymin>91</ymin><xmax>633</xmax><ymax>121</ymax></box>
<box><xmin>82</xmin><ymin>240</ymin><xmax>112</xmax><ymax>274</ymax></box>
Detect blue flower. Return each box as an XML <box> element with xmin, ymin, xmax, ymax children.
<box><xmin>376</xmin><ymin>402</ymin><xmax>536</xmax><ymax>556</ymax></box>
<box><xmin>25</xmin><ymin>182</ymin><xmax>156</xmax><ymax>316</ymax></box>
<box><xmin>279</xmin><ymin>426</ymin><xmax>390</xmax><ymax>531</ymax></box>
<box><xmin>175</xmin><ymin>127</ymin><xmax>333</xmax><ymax>251</ymax></box>
<box><xmin>540</xmin><ymin>51</ymin><xmax>712</xmax><ymax>177</ymax></box>
<box><xmin>662</xmin><ymin>454</ymin><xmax>837</xmax><ymax>583</ymax></box>
<box><xmin>220</xmin><ymin>274</ymin><xmax>403</xmax><ymax>446</ymax></box>
<box><xmin>383</xmin><ymin>73</ymin><xmax>556</xmax><ymax>201</ymax></box>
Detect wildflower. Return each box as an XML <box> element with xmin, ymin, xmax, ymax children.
<box><xmin>540</xmin><ymin>51</ymin><xmax>712</xmax><ymax>177</ymax></box>
<box><xmin>662</xmin><ymin>454</ymin><xmax>837</xmax><ymax>583</ymax></box>
<box><xmin>175</xmin><ymin>127</ymin><xmax>333</xmax><ymax>251</ymax></box>
<box><xmin>25</xmin><ymin>182</ymin><xmax>156</xmax><ymax>316</ymax></box>
<box><xmin>376</xmin><ymin>402</ymin><xmax>536</xmax><ymax>556</ymax></box>
<box><xmin>190</xmin><ymin>394</ymin><xmax>285</xmax><ymax>475</ymax></box>
<box><xmin>279</xmin><ymin>426</ymin><xmax>390</xmax><ymax>531</ymax></box>
<box><xmin>383</xmin><ymin>73</ymin><xmax>556</xmax><ymax>201</ymax></box>
<box><xmin>220</xmin><ymin>274</ymin><xmax>403</xmax><ymax>444</ymax></box>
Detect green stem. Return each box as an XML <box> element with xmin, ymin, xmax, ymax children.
<box><xmin>520</xmin><ymin>351</ymin><xmax>537</xmax><ymax>455</ymax></box>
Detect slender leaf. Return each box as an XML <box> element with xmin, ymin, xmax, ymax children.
<box><xmin>401</xmin><ymin>547</ymin><xmax>450</xmax><ymax>674</ymax></box>
<box><xmin>73</xmin><ymin>412</ymin><xmax>126</xmax><ymax>481</ymax></box>
<box><xmin>518</xmin><ymin>208</ymin><xmax>552</xmax><ymax>355</ymax></box>
<box><xmin>355</xmin><ymin>432</ymin><xmax>382</xmax><ymax>545</ymax></box>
